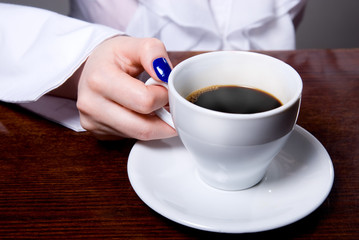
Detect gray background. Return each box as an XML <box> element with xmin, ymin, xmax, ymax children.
<box><xmin>1</xmin><ymin>0</ymin><xmax>358</xmax><ymax>49</ymax></box>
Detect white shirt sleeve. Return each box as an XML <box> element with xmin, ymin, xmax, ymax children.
<box><xmin>0</xmin><ymin>3</ymin><xmax>121</xmax><ymax>103</ymax></box>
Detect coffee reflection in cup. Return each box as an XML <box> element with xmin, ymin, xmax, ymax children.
<box><xmin>186</xmin><ymin>85</ymin><xmax>282</xmax><ymax>114</ymax></box>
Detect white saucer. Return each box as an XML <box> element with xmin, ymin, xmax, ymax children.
<box><xmin>127</xmin><ymin>125</ymin><xmax>334</xmax><ymax>233</ymax></box>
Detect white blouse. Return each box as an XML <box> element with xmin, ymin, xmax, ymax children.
<box><xmin>71</xmin><ymin>0</ymin><xmax>306</xmax><ymax>51</ymax></box>
<box><xmin>0</xmin><ymin>1</ymin><xmax>306</xmax><ymax>131</ymax></box>
<box><xmin>0</xmin><ymin>3</ymin><xmax>119</xmax><ymax>102</ymax></box>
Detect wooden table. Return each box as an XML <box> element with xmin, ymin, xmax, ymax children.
<box><xmin>0</xmin><ymin>49</ymin><xmax>358</xmax><ymax>239</ymax></box>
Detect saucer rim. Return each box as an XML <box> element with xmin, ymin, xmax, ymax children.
<box><xmin>127</xmin><ymin>125</ymin><xmax>334</xmax><ymax>233</ymax></box>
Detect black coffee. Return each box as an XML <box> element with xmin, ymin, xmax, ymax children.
<box><xmin>186</xmin><ymin>85</ymin><xmax>282</xmax><ymax>114</ymax></box>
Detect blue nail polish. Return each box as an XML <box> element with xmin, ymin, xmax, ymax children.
<box><xmin>153</xmin><ymin>58</ymin><xmax>171</xmax><ymax>83</ymax></box>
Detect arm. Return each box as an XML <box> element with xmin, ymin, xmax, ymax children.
<box><xmin>0</xmin><ymin>3</ymin><xmax>119</xmax><ymax>102</ymax></box>
<box><xmin>0</xmin><ymin>4</ymin><xmax>176</xmax><ymax>140</ymax></box>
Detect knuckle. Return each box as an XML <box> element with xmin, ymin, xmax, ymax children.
<box><xmin>78</xmin><ymin>115</ymin><xmax>95</xmax><ymax>132</ymax></box>
<box><xmin>76</xmin><ymin>99</ymin><xmax>97</xmax><ymax>132</ymax></box>
<box><xmin>86</xmin><ymin>73</ymin><xmax>103</xmax><ymax>93</ymax></box>
<box><xmin>76</xmin><ymin>97</ymin><xmax>90</xmax><ymax>115</ymax></box>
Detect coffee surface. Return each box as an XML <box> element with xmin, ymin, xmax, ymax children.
<box><xmin>186</xmin><ymin>85</ymin><xmax>282</xmax><ymax>114</ymax></box>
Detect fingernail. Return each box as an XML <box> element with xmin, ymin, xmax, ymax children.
<box><xmin>153</xmin><ymin>57</ymin><xmax>171</xmax><ymax>83</ymax></box>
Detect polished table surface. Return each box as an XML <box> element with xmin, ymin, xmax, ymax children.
<box><xmin>1</xmin><ymin>49</ymin><xmax>358</xmax><ymax>239</ymax></box>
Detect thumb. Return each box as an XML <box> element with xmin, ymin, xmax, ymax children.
<box><xmin>152</xmin><ymin>57</ymin><xmax>172</xmax><ymax>83</ymax></box>
<box><xmin>137</xmin><ymin>38</ymin><xmax>173</xmax><ymax>83</ymax></box>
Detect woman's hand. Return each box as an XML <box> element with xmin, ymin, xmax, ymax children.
<box><xmin>75</xmin><ymin>36</ymin><xmax>177</xmax><ymax>140</ymax></box>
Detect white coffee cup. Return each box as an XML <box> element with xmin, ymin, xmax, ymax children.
<box><xmin>146</xmin><ymin>51</ymin><xmax>302</xmax><ymax>191</ymax></box>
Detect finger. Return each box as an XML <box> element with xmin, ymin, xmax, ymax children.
<box><xmin>96</xmin><ymin>69</ymin><xmax>169</xmax><ymax>115</ymax></box>
<box><xmin>78</xmin><ymin>95</ymin><xmax>177</xmax><ymax>140</ymax></box>
<box><xmin>79</xmin><ymin>112</ymin><xmax>125</xmax><ymax>140</ymax></box>
<box><xmin>112</xmin><ymin>38</ymin><xmax>172</xmax><ymax>113</ymax></box>
<box><xmin>138</xmin><ymin>38</ymin><xmax>173</xmax><ymax>83</ymax></box>
<box><xmin>114</xmin><ymin>37</ymin><xmax>173</xmax><ymax>83</ymax></box>
<box><xmin>105</xmin><ymin>101</ymin><xmax>177</xmax><ymax>140</ymax></box>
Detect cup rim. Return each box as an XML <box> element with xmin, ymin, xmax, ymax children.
<box><xmin>168</xmin><ymin>51</ymin><xmax>303</xmax><ymax>119</ymax></box>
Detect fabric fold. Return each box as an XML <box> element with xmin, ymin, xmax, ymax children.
<box><xmin>0</xmin><ymin>3</ymin><xmax>120</xmax><ymax>102</ymax></box>
<box><xmin>126</xmin><ymin>0</ymin><xmax>221</xmax><ymax>50</ymax></box>
<box><xmin>126</xmin><ymin>0</ymin><xmax>305</xmax><ymax>51</ymax></box>
<box><xmin>226</xmin><ymin>0</ymin><xmax>305</xmax><ymax>50</ymax></box>
<box><xmin>0</xmin><ymin>1</ymin><xmax>307</xmax><ymax>132</ymax></box>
